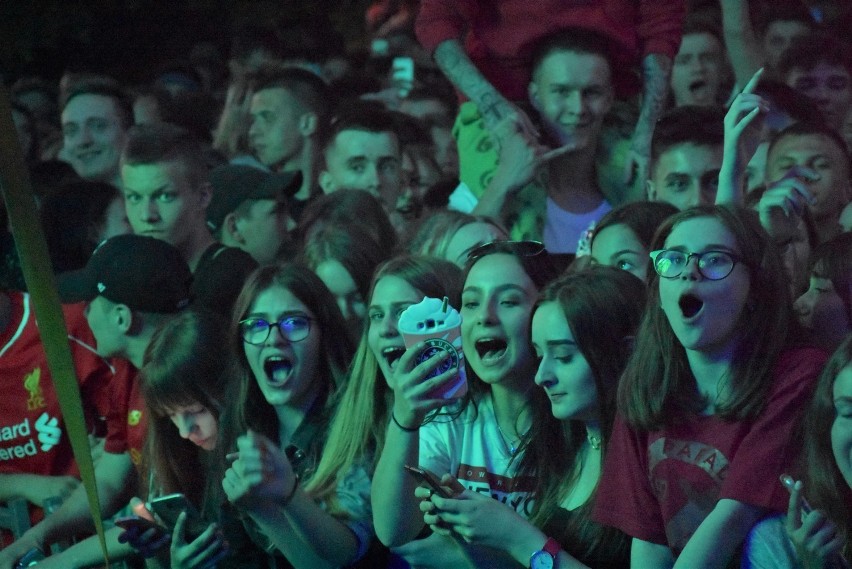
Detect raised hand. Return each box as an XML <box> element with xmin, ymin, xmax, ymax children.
<box><xmin>221</xmin><ymin>430</ymin><xmax>295</xmax><ymax>512</ymax></box>
<box><xmin>785</xmin><ymin>479</ymin><xmax>844</xmax><ymax>569</ymax></box>
<box><xmin>757</xmin><ymin>166</ymin><xmax>818</xmax><ymax>242</ymax></box>
<box><xmin>390</xmin><ymin>341</ymin><xmax>465</xmax><ymax>430</ymax></box>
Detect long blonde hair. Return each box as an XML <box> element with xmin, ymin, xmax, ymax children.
<box><xmin>303</xmin><ymin>255</ymin><xmax>462</xmax><ymax>514</ymax></box>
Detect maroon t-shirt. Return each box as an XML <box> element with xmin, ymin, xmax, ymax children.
<box><xmin>593</xmin><ymin>347</ymin><xmax>826</xmax><ymax>554</ymax></box>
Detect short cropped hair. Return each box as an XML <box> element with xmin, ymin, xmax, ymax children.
<box><xmin>756</xmin><ymin>3</ymin><xmax>815</xmax><ymax>36</ymax></box>
<box><xmin>767</xmin><ymin>121</ymin><xmax>851</xmax><ymax>175</ymax></box>
<box><xmin>318</xmin><ymin>102</ymin><xmax>398</xmax><ymax>159</ymax></box>
<box><xmin>122</xmin><ymin>123</ymin><xmax>209</xmax><ymax>189</ymax></box>
<box><xmin>252</xmin><ymin>66</ymin><xmax>331</xmax><ymax>118</ymax></box>
<box><xmin>650</xmin><ymin>106</ymin><xmax>725</xmax><ymax>170</ymax></box>
<box><xmin>530</xmin><ymin>27</ymin><xmax>615</xmax><ymax>80</ymax></box>
<box><xmin>62</xmin><ymin>79</ymin><xmax>134</xmax><ymax>130</ymax></box>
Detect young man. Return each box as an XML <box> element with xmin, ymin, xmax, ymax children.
<box><xmin>470</xmin><ymin>29</ymin><xmax>615</xmax><ymax>254</ymax></box>
<box><xmin>0</xmin><ymin>288</ymin><xmax>134</xmax><ymax>553</ymax></box>
<box><xmin>121</xmin><ymin>123</ymin><xmax>257</xmax><ymax>316</ymax></box>
<box><xmin>765</xmin><ymin>121</ymin><xmax>852</xmax><ymax>244</ymax></box>
<box><xmin>646</xmin><ymin>106</ymin><xmax>725</xmax><ymax>211</ymax></box>
<box><xmin>0</xmin><ymin>235</ymin><xmax>194</xmax><ymax>568</ymax></box>
<box><xmin>778</xmin><ymin>34</ymin><xmax>852</xmax><ymax>127</ymax></box>
<box><xmin>318</xmin><ymin>104</ymin><xmax>403</xmax><ymax>215</ymax></box>
<box><xmin>60</xmin><ymin>80</ymin><xmax>133</xmax><ymax>187</ymax></box>
<box><xmin>0</xmin><ymin>235</ymin><xmax>187</xmax><ymax>567</ymax></box>
<box><xmin>670</xmin><ymin>22</ymin><xmax>727</xmax><ymax>108</ymax></box>
<box><xmin>206</xmin><ymin>164</ymin><xmax>301</xmax><ymax>265</ymax></box>
<box><xmin>248</xmin><ymin>67</ymin><xmax>330</xmax><ymax>219</ymax></box>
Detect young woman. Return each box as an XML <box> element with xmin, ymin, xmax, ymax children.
<box><xmin>36</xmin><ymin>310</ymin><xmax>253</xmax><ymax>569</ymax></box>
<box><xmin>419</xmin><ymin>267</ymin><xmax>645</xmax><ymax>568</ymax></box>
<box><xmin>593</xmin><ymin>206</ymin><xmax>827</xmax><ymax>568</ymax></box>
<box><xmin>589</xmin><ymin>201</ymin><xmax>678</xmax><ymax>282</ymax></box>
<box><xmin>303</xmin><ymin>254</ymin><xmax>463</xmax><ymax>565</ymax></box>
<box><xmin>744</xmin><ymin>336</ymin><xmax>852</xmax><ymax>568</ymax></box>
<box><xmin>404</xmin><ymin>210</ymin><xmax>508</xmax><ymax>268</ymax></box>
<box><xmin>371</xmin><ymin>241</ymin><xmax>559</xmax><ymax>564</ymax></box>
<box><xmin>301</xmin><ymin>223</ymin><xmax>390</xmax><ymax>343</ymax></box>
<box><xmin>219</xmin><ymin>262</ymin><xmax>371</xmax><ymax>568</ymax></box>
<box><xmin>794</xmin><ymin>232</ymin><xmax>852</xmax><ymax>352</ymax></box>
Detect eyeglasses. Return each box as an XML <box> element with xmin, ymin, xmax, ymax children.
<box><xmin>239</xmin><ymin>316</ymin><xmax>312</xmax><ymax>345</ymax></box>
<box><xmin>649</xmin><ymin>249</ymin><xmax>741</xmax><ymax>281</ymax></box>
<box><xmin>467</xmin><ymin>240</ymin><xmax>545</xmax><ymax>264</ymax></box>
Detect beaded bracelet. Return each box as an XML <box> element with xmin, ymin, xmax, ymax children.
<box><xmin>391</xmin><ymin>412</ymin><xmax>420</xmax><ymax>432</ymax></box>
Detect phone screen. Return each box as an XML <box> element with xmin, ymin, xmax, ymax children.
<box><xmin>149</xmin><ymin>494</ymin><xmax>208</xmax><ymax>540</ymax></box>
<box><xmin>404</xmin><ymin>465</ymin><xmax>462</xmax><ymax>498</ymax></box>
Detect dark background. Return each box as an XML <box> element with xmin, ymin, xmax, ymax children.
<box><xmin>0</xmin><ymin>0</ymin><xmax>371</xmax><ymax>85</ymax></box>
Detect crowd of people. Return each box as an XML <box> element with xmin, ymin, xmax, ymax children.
<box><xmin>1</xmin><ymin>0</ymin><xmax>851</xmax><ymax>567</ymax></box>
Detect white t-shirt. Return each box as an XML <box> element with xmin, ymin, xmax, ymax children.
<box><xmin>419</xmin><ymin>393</ymin><xmax>536</xmax><ymax>517</ymax></box>
<box><xmin>543</xmin><ymin>197</ymin><xmax>611</xmax><ymax>254</ymax></box>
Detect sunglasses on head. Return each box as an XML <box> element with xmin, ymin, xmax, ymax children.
<box><xmin>467</xmin><ymin>240</ymin><xmax>545</xmax><ymax>264</ymax></box>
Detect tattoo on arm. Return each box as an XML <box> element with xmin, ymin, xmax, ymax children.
<box><xmin>635</xmin><ymin>53</ymin><xmax>672</xmax><ymax>147</ymax></box>
<box><xmin>433</xmin><ymin>39</ymin><xmax>507</xmax><ymax>123</ymax></box>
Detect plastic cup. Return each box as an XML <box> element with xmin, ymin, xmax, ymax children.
<box><xmin>398</xmin><ymin>296</ymin><xmax>467</xmax><ymax>399</ymax></box>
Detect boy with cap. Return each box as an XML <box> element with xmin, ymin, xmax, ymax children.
<box><xmin>0</xmin><ymin>235</ymin><xmax>191</xmax><ymax>568</ymax></box>
<box><xmin>206</xmin><ymin>164</ymin><xmax>301</xmax><ymax>265</ymax></box>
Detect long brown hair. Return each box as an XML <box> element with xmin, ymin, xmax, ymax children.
<box><xmin>519</xmin><ymin>268</ymin><xmax>644</xmax><ymax>563</ymax></box>
<box><xmin>618</xmin><ymin>206</ymin><xmax>793</xmax><ymax>430</ymax></box>
<box><xmin>139</xmin><ymin>309</ymin><xmax>235</xmax><ymax>512</ymax></box>
<box><xmin>802</xmin><ymin>337</ymin><xmax>852</xmax><ymax>560</ymax></box>
<box><xmin>220</xmin><ymin>263</ymin><xmax>355</xmax><ymax>453</ymax></box>
<box><xmin>303</xmin><ymin>255</ymin><xmax>462</xmax><ymax>515</ymax></box>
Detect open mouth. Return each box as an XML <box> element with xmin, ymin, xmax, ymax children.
<box><xmin>382</xmin><ymin>347</ymin><xmax>405</xmax><ymax>370</ymax></box>
<box><xmin>475</xmin><ymin>338</ymin><xmax>508</xmax><ymax>364</ymax></box>
<box><xmin>264</xmin><ymin>356</ymin><xmax>293</xmax><ymax>385</ymax></box>
<box><xmin>689</xmin><ymin>79</ymin><xmax>707</xmax><ymax>92</ymax></box>
<box><xmin>679</xmin><ymin>293</ymin><xmax>705</xmax><ymax>319</ymax></box>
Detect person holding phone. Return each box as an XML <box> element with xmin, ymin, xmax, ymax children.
<box><xmin>419</xmin><ymin>267</ymin><xmax>644</xmax><ymax>568</ymax></box>
<box><xmin>744</xmin><ymin>336</ymin><xmax>852</xmax><ymax>568</ymax></box>
<box><xmin>371</xmin><ymin>241</ymin><xmax>559</xmax><ymax>567</ymax></box>
<box><xmin>593</xmin><ymin>206</ymin><xmax>826</xmax><ymax>568</ymax></box>
<box><xmin>30</xmin><ymin>310</ymin><xmax>260</xmax><ymax>568</ymax></box>
<box><xmin>304</xmin><ymin>254</ymin><xmax>463</xmax><ymax>566</ymax></box>
<box><xmin>219</xmin><ymin>263</ymin><xmax>365</xmax><ymax>569</ymax></box>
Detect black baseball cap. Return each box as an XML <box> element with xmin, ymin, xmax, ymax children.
<box><xmin>58</xmin><ymin>234</ymin><xmax>192</xmax><ymax>313</ymax></box>
<box><xmin>206</xmin><ymin>165</ymin><xmax>302</xmax><ymax>232</ymax></box>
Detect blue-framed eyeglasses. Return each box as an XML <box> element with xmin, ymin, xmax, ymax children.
<box><xmin>649</xmin><ymin>249</ymin><xmax>741</xmax><ymax>280</ymax></box>
<box><xmin>239</xmin><ymin>316</ymin><xmax>312</xmax><ymax>345</ymax></box>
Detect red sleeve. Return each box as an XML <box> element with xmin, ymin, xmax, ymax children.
<box><xmin>637</xmin><ymin>0</ymin><xmax>686</xmax><ymax>59</ymax></box>
<box><xmin>415</xmin><ymin>0</ymin><xmax>467</xmax><ymax>54</ymax></box>
<box><xmin>593</xmin><ymin>415</ymin><xmax>668</xmax><ymax>545</ymax></box>
<box><xmin>101</xmin><ymin>358</ymin><xmax>137</xmax><ymax>455</ymax></box>
<box><xmin>62</xmin><ymin>302</ymin><xmax>138</xmax><ymax>455</ymax></box>
<box><xmin>720</xmin><ymin>348</ymin><xmax>826</xmax><ymax>512</ymax></box>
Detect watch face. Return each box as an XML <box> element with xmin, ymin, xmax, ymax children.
<box><xmin>530</xmin><ymin>550</ymin><xmax>554</xmax><ymax>569</ymax></box>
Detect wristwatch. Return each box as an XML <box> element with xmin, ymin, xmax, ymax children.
<box><xmin>529</xmin><ymin>537</ymin><xmax>560</xmax><ymax>569</ymax></box>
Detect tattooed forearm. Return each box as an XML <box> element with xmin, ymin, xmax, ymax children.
<box><xmin>634</xmin><ymin>53</ymin><xmax>672</xmax><ymax>147</ymax></box>
<box><xmin>433</xmin><ymin>39</ymin><xmax>509</xmax><ymax>125</ymax></box>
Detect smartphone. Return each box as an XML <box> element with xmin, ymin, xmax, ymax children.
<box><xmin>14</xmin><ymin>547</ymin><xmax>44</xmax><ymax>568</ymax></box>
<box><xmin>149</xmin><ymin>493</ymin><xmax>208</xmax><ymax>541</ymax></box>
<box><xmin>404</xmin><ymin>465</ymin><xmax>463</xmax><ymax>498</ymax></box>
<box><xmin>114</xmin><ymin>515</ymin><xmax>165</xmax><ymax>534</ymax></box>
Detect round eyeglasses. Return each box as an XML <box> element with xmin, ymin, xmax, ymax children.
<box><xmin>649</xmin><ymin>249</ymin><xmax>741</xmax><ymax>281</ymax></box>
<box><xmin>239</xmin><ymin>316</ymin><xmax>312</xmax><ymax>345</ymax></box>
